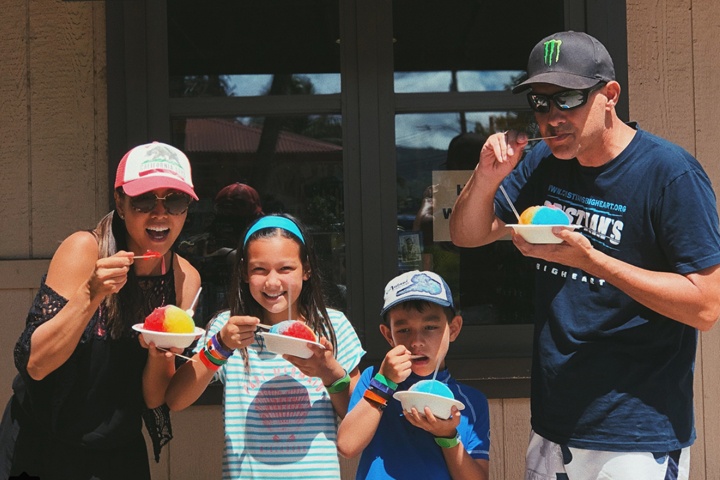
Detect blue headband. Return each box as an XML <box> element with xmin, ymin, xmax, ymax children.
<box><xmin>243</xmin><ymin>216</ymin><xmax>305</xmax><ymax>247</ymax></box>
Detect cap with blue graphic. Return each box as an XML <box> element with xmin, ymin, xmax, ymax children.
<box><xmin>512</xmin><ymin>31</ymin><xmax>615</xmax><ymax>93</ymax></box>
<box><xmin>381</xmin><ymin>270</ymin><xmax>454</xmax><ymax>316</ymax></box>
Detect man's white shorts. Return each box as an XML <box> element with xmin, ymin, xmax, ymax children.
<box><xmin>525</xmin><ymin>430</ymin><xmax>689</xmax><ymax>480</ymax></box>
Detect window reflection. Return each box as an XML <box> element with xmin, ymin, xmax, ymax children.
<box><xmin>172</xmin><ymin>74</ymin><xmax>341</xmax><ymax>98</ymax></box>
<box><xmin>167</xmin><ymin>0</ymin><xmax>341</xmax><ymax>98</ymax></box>
<box><xmin>396</xmin><ymin>111</ymin><xmax>539</xmax><ymax>325</ymax></box>
<box><xmin>173</xmin><ymin>116</ymin><xmax>346</xmax><ymax>320</ymax></box>
<box><xmin>394</xmin><ymin>70</ymin><xmax>521</xmax><ymax>94</ymax></box>
<box><xmin>392</xmin><ymin>0</ymin><xmax>565</xmax><ymax>93</ymax></box>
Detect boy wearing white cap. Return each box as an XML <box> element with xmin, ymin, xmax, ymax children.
<box><xmin>337</xmin><ymin>270</ymin><xmax>490</xmax><ymax>480</ymax></box>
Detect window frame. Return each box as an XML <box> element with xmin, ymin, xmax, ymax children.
<box><xmin>106</xmin><ymin>0</ymin><xmax>628</xmax><ymax>399</ymax></box>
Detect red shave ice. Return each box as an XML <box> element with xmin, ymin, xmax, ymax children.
<box><xmin>143</xmin><ymin>250</ymin><xmax>162</xmax><ymax>258</ymax></box>
<box><xmin>270</xmin><ymin>320</ymin><xmax>317</xmax><ymax>342</ymax></box>
<box><xmin>143</xmin><ymin>308</ymin><xmax>165</xmax><ymax>331</ymax></box>
<box><xmin>143</xmin><ymin>305</ymin><xmax>195</xmax><ymax>333</ymax></box>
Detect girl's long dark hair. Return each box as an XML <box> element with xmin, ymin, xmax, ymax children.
<box><xmin>225</xmin><ymin>213</ymin><xmax>338</xmax><ymax>361</ymax></box>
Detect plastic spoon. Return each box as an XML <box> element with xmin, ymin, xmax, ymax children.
<box><xmin>432</xmin><ymin>325</ymin><xmax>451</xmax><ymax>380</ymax></box>
<box><xmin>288</xmin><ymin>285</ymin><xmax>292</xmax><ymax>322</ymax></box>
<box><xmin>499</xmin><ymin>185</ymin><xmax>521</xmax><ymax>223</ymax></box>
<box><xmin>133</xmin><ymin>250</ymin><xmax>166</xmax><ymax>275</ymax></box>
<box><xmin>186</xmin><ymin>287</ymin><xmax>202</xmax><ymax>318</ymax></box>
<box><xmin>156</xmin><ymin>347</ymin><xmax>197</xmax><ymax>363</ymax></box>
<box><xmin>431</xmin><ymin>357</ymin><xmax>441</xmax><ymax>381</ymax></box>
<box><xmin>525</xmin><ymin>135</ymin><xmax>558</xmax><ymax>142</ymax></box>
<box><xmin>134</xmin><ymin>250</ymin><xmax>163</xmax><ymax>259</ymax></box>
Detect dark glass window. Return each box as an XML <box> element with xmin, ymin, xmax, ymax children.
<box><xmin>108</xmin><ymin>0</ymin><xmax>626</xmax><ymax>397</ymax></box>
<box><xmin>168</xmin><ymin>0</ymin><xmax>341</xmax><ymax>97</ymax></box>
<box><xmin>172</xmin><ymin>115</ymin><xmax>345</xmax><ymax>320</ymax></box>
<box><xmin>395</xmin><ymin>111</ymin><xmax>541</xmax><ymax>326</ymax></box>
<box><xmin>392</xmin><ymin>0</ymin><xmax>565</xmax><ymax>93</ymax></box>
<box><xmin>391</xmin><ymin>0</ymin><xmax>563</xmax><ymax>328</ymax></box>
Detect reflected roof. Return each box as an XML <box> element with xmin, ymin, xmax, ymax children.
<box><xmin>184</xmin><ymin>118</ymin><xmax>342</xmax><ymax>154</ymax></box>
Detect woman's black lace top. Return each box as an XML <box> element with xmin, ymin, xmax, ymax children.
<box><xmin>13</xmin><ymin>271</ymin><xmax>177</xmax><ymax>462</ymax></box>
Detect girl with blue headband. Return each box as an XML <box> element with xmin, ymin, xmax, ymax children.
<box><xmin>166</xmin><ymin>213</ymin><xmax>365</xmax><ymax>479</ymax></box>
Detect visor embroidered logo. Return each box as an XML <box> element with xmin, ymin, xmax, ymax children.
<box><xmin>397</xmin><ymin>273</ymin><xmax>442</xmax><ymax>297</ymax></box>
<box><xmin>543</xmin><ymin>39</ymin><xmax>562</xmax><ymax>66</ymax></box>
<box><xmin>140</xmin><ymin>145</ymin><xmax>185</xmax><ymax>170</ymax></box>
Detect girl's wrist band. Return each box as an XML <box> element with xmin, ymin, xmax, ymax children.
<box><xmin>202</xmin><ymin>346</ymin><xmax>226</xmax><ymax>366</ymax></box>
<box><xmin>211</xmin><ymin>334</ymin><xmax>234</xmax><ymax>358</ymax></box>
<box><xmin>373</xmin><ymin>373</ymin><xmax>398</xmax><ymax>390</ymax></box>
<box><xmin>363</xmin><ymin>388</ymin><xmax>388</xmax><ymax>411</ymax></box>
<box><xmin>434</xmin><ymin>431</ymin><xmax>461</xmax><ymax>449</ymax></box>
<box><xmin>369</xmin><ymin>378</ymin><xmax>395</xmax><ymax>397</ymax></box>
<box><xmin>205</xmin><ymin>337</ymin><xmax>234</xmax><ymax>364</ymax></box>
<box><xmin>325</xmin><ymin>370</ymin><xmax>351</xmax><ymax>394</ymax></box>
<box><xmin>199</xmin><ymin>349</ymin><xmax>222</xmax><ymax>371</ymax></box>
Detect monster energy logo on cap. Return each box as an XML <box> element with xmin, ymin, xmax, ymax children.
<box><xmin>543</xmin><ymin>39</ymin><xmax>562</xmax><ymax>66</ymax></box>
<box><xmin>512</xmin><ymin>31</ymin><xmax>615</xmax><ymax>93</ymax></box>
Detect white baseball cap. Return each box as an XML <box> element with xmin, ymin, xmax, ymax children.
<box><xmin>381</xmin><ymin>270</ymin><xmax>454</xmax><ymax>316</ymax></box>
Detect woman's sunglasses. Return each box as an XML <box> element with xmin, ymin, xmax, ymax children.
<box><xmin>527</xmin><ymin>82</ymin><xmax>606</xmax><ymax>113</ymax></box>
<box><xmin>129</xmin><ymin>192</ymin><xmax>192</xmax><ymax>215</ymax></box>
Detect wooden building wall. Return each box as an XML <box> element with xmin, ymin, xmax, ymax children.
<box><xmin>0</xmin><ymin>0</ymin><xmax>108</xmax><ymax>408</ymax></box>
<box><xmin>0</xmin><ymin>1</ymin><xmax>718</xmax><ymax>479</ymax></box>
<box><xmin>627</xmin><ymin>0</ymin><xmax>720</xmax><ymax>476</ymax></box>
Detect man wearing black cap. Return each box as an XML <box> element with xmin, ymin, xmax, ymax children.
<box><xmin>450</xmin><ymin>31</ymin><xmax>720</xmax><ymax>479</ymax></box>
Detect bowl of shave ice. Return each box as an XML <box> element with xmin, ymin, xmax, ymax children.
<box><xmin>258</xmin><ymin>320</ymin><xmax>324</xmax><ymax>359</ymax></box>
<box><xmin>506</xmin><ymin>205</ymin><xmax>581</xmax><ymax>244</ymax></box>
<box><xmin>393</xmin><ymin>380</ymin><xmax>465</xmax><ymax>419</ymax></box>
<box><xmin>132</xmin><ymin>305</ymin><xmax>204</xmax><ymax>349</ymax></box>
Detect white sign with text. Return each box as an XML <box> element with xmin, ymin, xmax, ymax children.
<box><xmin>431</xmin><ymin>170</ymin><xmax>474</xmax><ymax>242</ymax></box>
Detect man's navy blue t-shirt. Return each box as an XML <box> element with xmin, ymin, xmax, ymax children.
<box><xmin>495</xmin><ymin>127</ymin><xmax>720</xmax><ymax>451</ymax></box>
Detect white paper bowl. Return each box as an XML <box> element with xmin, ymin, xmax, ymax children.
<box><xmin>258</xmin><ymin>332</ymin><xmax>324</xmax><ymax>359</ymax></box>
<box><xmin>506</xmin><ymin>224</ymin><xmax>582</xmax><ymax>244</ymax></box>
<box><xmin>132</xmin><ymin>324</ymin><xmax>204</xmax><ymax>349</ymax></box>
<box><xmin>393</xmin><ymin>391</ymin><xmax>465</xmax><ymax>419</ymax></box>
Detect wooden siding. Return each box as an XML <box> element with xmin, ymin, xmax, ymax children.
<box><xmin>627</xmin><ymin>0</ymin><xmax>720</xmax><ymax>476</ymax></box>
<box><xmin>0</xmin><ymin>1</ymin><xmax>719</xmax><ymax>479</ymax></box>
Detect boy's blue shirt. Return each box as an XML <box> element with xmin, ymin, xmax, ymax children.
<box><xmin>348</xmin><ymin>366</ymin><xmax>490</xmax><ymax>480</ymax></box>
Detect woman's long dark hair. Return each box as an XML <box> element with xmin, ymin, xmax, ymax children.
<box><xmin>225</xmin><ymin>213</ymin><xmax>338</xmax><ymax>362</ymax></box>
<box><xmin>91</xmin><ymin>209</ymin><xmax>141</xmax><ymax>339</ymax></box>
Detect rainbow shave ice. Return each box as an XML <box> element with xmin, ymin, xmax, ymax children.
<box><xmin>519</xmin><ymin>205</ymin><xmax>570</xmax><ymax>225</ymax></box>
<box><xmin>143</xmin><ymin>305</ymin><xmax>195</xmax><ymax>333</ymax></box>
<box><xmin>270</xmin><ymin>320</ymin><xmax>317</xmax><ymax>342</ymax></box>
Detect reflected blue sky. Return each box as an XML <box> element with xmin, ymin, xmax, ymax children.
<box><xmin>396</xmin><ymin>112</ymin><xmax>503</xmax><ymax>151</ymax></box>
<box><xmin>394</xmin><ymin>70</ymin><xmax>519</xmax><ymax>93</ymax></box>
<box><xmin>226</xmin><ymin>71</ymin><xmax>526</xmax><ymax>150</ymax></box>
<box><xmin>394</xmin><ymin>70</ymin><xmax>523</xmax><ymax>150</ymax></box>
<box><xmin>226</xmin><ymin>74</ymin><xmax>341</xmax><ymax>95</ymax></box>
<box><xmin>226</xmin><ymin>70</ymin><xmax>521</xmax><ymax>96</ymax></box>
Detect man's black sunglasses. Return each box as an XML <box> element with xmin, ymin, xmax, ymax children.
<box><xmin>527</xmin><ymin>82</ymin><xmax>606</xmax><ymax>113</ymax></box>
<box><xmin>129</xmin><ymin>192</ymin><xmax>192</xmax><ymax>215</ymax></box>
